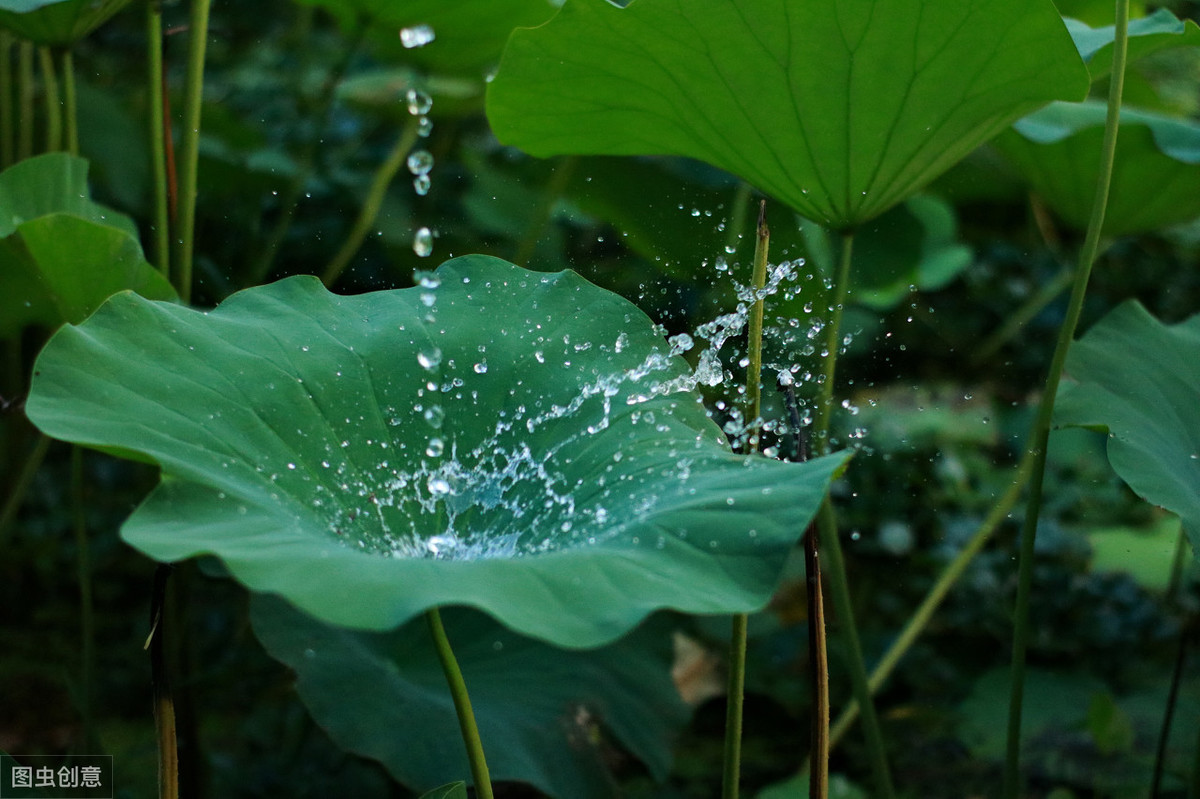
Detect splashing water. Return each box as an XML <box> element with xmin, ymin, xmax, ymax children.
<box><xmin>399</xmin><ymin>24</ymin><xmax>435</xmax><ymax>49</ymax></box>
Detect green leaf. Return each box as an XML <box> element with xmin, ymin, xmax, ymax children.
<box><xmin>1065</xmin><ymin>9</ymin><xmax>1200</xmax><ymax>81</ymax></box>
<box><xmin>1086</xmin><ymin>516</ymin><xmax>1189</xmax><ymax>593</ymax></box>
<box><xmin>27</xmin><ymin>255</ymin><xmax>845</xmax><ymax>647</ymax></box>
<box><xmin>486</xmin><ymin>0</ymin><xmax>1089</xmax><ymax>229</ymax></box>
<box><xmin>995</xmin><ymin>101</ymin><xmax>1200</xmax><ymax>235</ymax></box>
<box><xmin>1054</xmin><ymin>301</ymin><xmax>1200</xmax><ymax>559</ymax></box>
<box><xmin>0</xmin><ymin>0</ymin><xmax>131</xmax><ymax>45</ymax></box>
<box><xmin>417</xmin><ymin>782</ymin><xmax>467</xmax><ymax>799</ymax></box>
<box><xmin>0</xmin><ymin>153</ymin><xmax>175</xmax><ymax>338</ymax></box>
<box><xmin>251</xmin><ymin>597</ymin><xmax>687</xmax><ymax>798</ymax></box>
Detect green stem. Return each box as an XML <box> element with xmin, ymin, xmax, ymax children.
<box><xmin>722</xmin><ymin>202</ymin><xmax>770</xmax><ymax>799</ymax></box>
<box><xmin>71</xmin><ymin>446</ymin><xmax>94</xmax><ymax>749</ymax></box>
<box><xmin>172</xmin><ymin>0</ymin><xmax>214</xmax><ymax>304</ymax></box>
<box><xmin>320</xmin><ymin>118</ymin><xmax>419</xmax><ymax>287</ymax></box>
<box><xmin>972</xmin><ymin>265</ymin><xmax>1073</xmax><ymax>363</ymax></box>
<box><xmin>512</xmin><ymin>156</ymin><xmax>577</xmax><ymax>268</ymax></box>
<box><xmin>426</xmin><ymin>608</ymin><xmax>494</xmax><ymax>799</ymax></box>
<box><xmin>148</xmin><ymin>566</ymin><xmax>178</xmax><ymax>799</ymax></box>
<box><xmin>1002</xmin><ymin>3</ymin><xmax>1129</xmax><ymax>797</ymax></box>
<box><xmin>146</xmin><ymin>1</ymin><xmax>170</xmax><ymax>278</ymax></box>
<box><xmin>17</xmin><ymin>40</ymin><xmax>32</xmax><ymax>161</ymax></box>
<box><xmin>37</xmin><ymin>46</ymin><xmax>60</xmax><ymax>152</ymax></box>
<box><xmin>812</xmin><ymin>232</ymin><xmax>895</xmax><ymax>799</ymax></box>
<box><xmin>1</xmin><ymin>31</ymin><xmax>13</xmax><ymax>168</ymax></box>
<box><xmin>60</xmin><ymin>49</ymin><xmax>77</xmax><ymax>155</ymax></box>
<box><xmin>245</xmin><ymin>21</ymin><xmax>366</xmax><ymax>286</ymax></box>
<box><xmin>0</xmin><ymin>433</ymin><xmax>51</xmax><ymax>547</ymax></box>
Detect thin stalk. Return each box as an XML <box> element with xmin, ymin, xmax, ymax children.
<box><xmin>812</xmin><ymin>232</ymin><xmax>895</xmax><ymax>799</ymax></box>
<box><xmin>512</xmin><ymin>156</ymin><xmax>578</xmax><ymax>268</ymax></box>
<box><xmin>826</xmin><ymin>454</ymin><xmax>1035</xmax><ymax>749</ymax></box>
<box><xmin>1</xmin><ymin>31</ymin><xmax>13</xmax><ymax>167</ymax></box>
<box><xmin>320</xmin><ymin>118</ymin><xmax>419</xmax><ymax>287</ymax></box>
<box><xmin>147</xmin><ymin>565</ymin><xmax>178</xmax><ymax>799</ymax></box>
<box><xmin>1002</xmin><ymin>3</ymin><xmax>1129</xmax><ymax>796</ymax></box>
<box><xmin>722</xmin><ymin>202</ymin><xmax>770</xmax><ymax>799</ymax></box>
<box><xmin>1150</xmin><ymin>615</ymin><xmax>1191</xmax><ymax>798</ymax></box>
<box><xmin>426</xmin><ymin>608</ymin><xmax>493</xmax><ymax>799</ymax></box>
<box><xmin>37</xmin><ymin>46</ymin><xmax>60</xmax><ymax>152</ymax></box>
<box><xmin>972</xmin><ymin>266</ymin><xmax>1073</xmax><ymax>363</ymax></box>
<box><xmin>60</xmin><ymin>49</ymin><xmax>77</xmax><ymax>155</ymax></box>
<box><xmin>70</xmin><ymin>446</ymin><xmax>95</xmax><ymax>749</ymax></box>
<box><xmin>0</xmin><ymin>433</ymin><xmax>51</xmax><ymax>547</ymax></box>
<box><xmin>17</xmin><ymin>40</ymin><xmax>32</xmax><ymax>160</ymax></box>
<box><xmin>172</xmin><ymin>0</ymin><xmax>214</xmax><ymax>304</ymax></box>
<box><xmin>146</xmin><ymin>1</ymin><xmax>169</xmax><ymax>277</ymax></box>
<box><xmin>245</xmin><ymin>22</ymin><xmax>366</xmax><ymax>285</ymax></box>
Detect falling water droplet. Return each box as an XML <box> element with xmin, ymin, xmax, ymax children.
<box><xmin>425</xmin><ymin>438</ymin><xmax>445</xmax><ymax>457</ymax></box>
<box><xmin>406</xmin><ymin>88</ymin><xmax>433</xmax><ymax>116</ymax></box>
<box><xmin>399</xmin><ymin>24</ymin><xmax>435</xmax><ymax>49</ymax></box>
<box><xmin>413</xmin><ymin>175</ymin><xmax>431</xmax><ymax>195</ymax></box>
<box><xmin>413</xmin><ymin>226</ymin><xmax>433</xmax><ymax>257</ymax></box>
<box><xmin>407</xmin><ymin>150</ymin><xmax>434</xmax><ymax>176</ymax></box>
<box><xmin>417</xmin><ymin>346</ymin><xmax>442</xmax><ymax>369</ymax></box>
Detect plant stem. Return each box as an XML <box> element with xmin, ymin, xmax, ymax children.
<box><xmin>722</xmin><ymin>201</ymin><xmax>770</xmax><ymax>799</ymax></box>
<box><xmin>1002</xmin><ymin>3</ymin><xmax>1129</xmax><ymax>796</ymax></box>
<box><xmin>172</xmin><ymin>0</ymin><xmax>214</xmax><ymax>305</ymax></box>
<box><xmin>1</xmin><ymin>31</ymin><xmax>13</xmax><ymax>168</ymax></box>
<box><xmin>320</xmin><ymin>118</ymin><xmax>419</xmax><ymax>287</ymax></box>
<box><xmin>811</xmin><ymin>232</ymin><xmax>895</xmax><ymax>799</ymax></box>
<box><xmin>0</xmin><ymin>433</ymin><xmax>51</xmax><ymax>547</ymax></box>
<box><xmin>146</xmin><ymin>0</ymin><xmax>170</xmax><ymax>278</ymax></box>
<box><xmin>71</xmin><ymin>446</ymin><xmax>94</xmax><ymax>749</ymax></box>
<box><xmin>37</xmin><ymin>46</ymin><xmax>60</xmax><ymax>152</ymax></box>
<box><xmin>60</xmin><ymin>49</ymin><xmax>77</xmax><ymax>155</ymax></box>
<box><xmin>426</xmin><ymin>608</ymin><xmax>494</xmax><ymax>799</ymax></box>
<box><xmin>1150</xmin><ymin>613</ymin><xmax>1191</xmax><ymax>798</ymax></box>
<box><xmin>17</xmin><ymin>40</ymin><xmax>32</xmax><ymax>160</ymax></box>
<box><xmin>148</xmin><ymin>565</ymin><xmax>178</xmax><ymax>799</ymax></box>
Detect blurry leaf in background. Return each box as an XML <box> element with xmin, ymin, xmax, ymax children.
<box><xmin>1065</xmin><ymin>8</ymin><xmax>1200</xmax><ymax>81</ymax></box>
<box><xmin>487</xmin><ymin>0</ymin><xmax>1089</xmax><ymax>229</ymax></box>
<box><xmin>251</xmin><ymin>596</ymin><xmax>688</xmax><ymax>798</ymax></box>
<box><xmin>1055</xmin><ymin>300</ymin><xmax>1200</xmax><ymax>559</ymax></box>
<box><xmin>0</xmin><ymin>153</ymin><xmax>175</xmax><ymax>338</ymax></box>
<box><xmin>417</xmin><ymin>783</ymin><xmax>468</xmax><ymax>799</ymax></box>
<box><xmin>994</xmin><ymin>101</ymin><xmax>1200</xmax><ymax>235</ymax></box>
<box><xmin>27</xmin><ymin>255</ymin><xmax>846</xmax><ymax>647</ymax></box>
<box><xmin>1086</xmin><ymin>516</ymin><xmax>1191</xmax><ymax>593</ymax></box>
<box><xmin>0</xmin><ymin>0</ymin><xmax>131</xmax><ymax>45</ymax></box>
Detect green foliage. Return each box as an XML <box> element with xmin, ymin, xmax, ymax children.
<box><xmin>487</xmin><ymin>0</ymin><xmax>1090</xmax><ymax>229</ymax></box>
<box><xmin>0</xmin><ymin>0</ymin><xmax>131</xmax><ymax>45</ymax></box>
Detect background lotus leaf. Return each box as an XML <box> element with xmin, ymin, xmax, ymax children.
<box><xmin>1054</xmin><ymin>300</ymin><xmax>1200</xmax><ymax>558</ymax></box>
<box><xmin>251</xmin><ymin>597</ymin><xmax>688</xmax><ymax>797</ymax></box>
<box><xmin>0</xmin><ymin>0</ymin><xmax>131</xmax><ymax>45</ymax></box>
<box><xmin>994</xmin><ymin>101</ymin><xmax>1200</xmax><ymax>235</ymax></box>
<box><xmin>1065</xmin><ymin>8</ymin><xmax>1200</xmax><ymax>81</ymax></box>
<box><xmin>0</xmin><ymin>153</ymin><xmax>175</xmax><ymax>338</ymax></box>
<box><xmin>26</xmin><ymin>255</ymin><xmax>845</xmax><ymax>647</ymax></box>
<box><xmin>486</xmin><ymin>0</ymin><xmax>1089</xmax><ymax>229</ymax></box>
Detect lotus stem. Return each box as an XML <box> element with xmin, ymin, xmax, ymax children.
<box><xmin>60</xmin><ymin>49</ymin><xmax>77</xmax><ymax>155</ymax></box>
<box><xmin>146</xmin><ymin>0</ymin><xmax>170</xmax><ymax>278</ymax></box>
<box><xmin>71</xmin><ymin>446</ymin><xmax>95</xmax><ymax>748</ymax></box>
<box><xmin>173</xmin><ymin>0</ymin><xmax>214</xmax><ymax>304</ymax></box>
<box><xmin>148</xmin><ymin>565</ymin><xmax>179</xmax><ymax>799</ymax></box>
<box><xmin>17</xmin><ymin>39</ymin><xmax>32</xmax><ymax>161</ymax></box>
<box><xmin>426</xmin><ymin>608</ymin><xmax>494</xmax><ymax>799</ymax></box>
<box><xmin>0</xmin><ymin>433</ymin><xmax>51</xmax><ymax>547</ymax></box>
<box><xmin>320</xmin><ymin>117</ymin><xmax>420</xmax><ymax>287</ymax></box>
<box><xmin>722</xmin><ymin>201</ymin><xmax>770</xmax><ymax>799</ymax></box>
<box><xmin>1002</xmin><ymin>2</ymin><xmax>1129</xmax><ymax>796</ymax></box>
<box><xmin>37</xmin><ymin>46</ymin><xmax>60</xmax><ymax>152</ymax></box>
<box><xmin>811</xmin><ymin>232</ymin><xmax>895</xmax><ymax>799</ymax></box>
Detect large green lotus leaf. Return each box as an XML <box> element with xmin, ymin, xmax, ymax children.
<box><xmin>1065</xmin><ymin>9</ymin><xmax>1200</xmax><ymax>82</ymax></box>
<box><xmin>251</xmin><ymin>596</ymin><xmax>687</xmax><ymax>797</ymax></box>
<box><xmin>486</xmin><ymin>0</ymin><xmax>1089</xmax><ymax>230</ymax></box>
<box><xmin>0</xmin><ymin>0</ymin><xmax>131</xmax><ymax>45</ymax></box>
<box><xmin>27</xmin><ymin>255</ymin><xmax>845</xmax><ymax>647</ymax></box>
<box><xmin>0</xmin><ymin>153</ymin><xmax>175</xmax><ymax>338</ymax></box>
<box><xmin>1054</xmin><ymin>301</ymin><xmax>1200</xmax><ymax>559</ymax></box>
<box><xmin>995</xmin><ymin>101</ymin><xmax>1200</xmax><ymax>235</ymax></box>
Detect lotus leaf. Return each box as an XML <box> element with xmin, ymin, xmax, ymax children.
<box><xmin>486</xmin><ymin>0</ymin><xmax>1089</xmax><ymax>229</ymax></box>
<box><xmin>0</xmin><ymin>0</ymin><xmax>131</xmax><ymax>45</ymax></box>
<box><xmin>27</xmin><ymin>255</ymin><xmax>845</xmax><ymax>647</ymax></box>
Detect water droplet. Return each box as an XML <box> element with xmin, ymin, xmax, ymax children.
<box><xmin>413</xmin><ymin>226</ymin><xmax>433</xmax><ymax>257</ymax></box>
<box><xmin>417</xmin><ymin>116</ymin><xmax>434</xmax><ymax>137</ymax></box>
<box><xmin>425</xmin><ymin>438</ymin><xmax>444</xmax><ymax>457</ymax></box>
<box><xmin>406</xmin><ymin>88</ymin><xmax>432</xmax><ymax>116</ymax></box>
<box><xmin>423</xmin><ymin>406</ymin><xmax>445</xmax><ymax>428</ymax></box>
<box><xmin>667</xmin><ymin>333</ymin><xmax>694</xmax><ymax>355</ymax></box>
<box><xmin>413</xmin><ymin>174</ymin><xmax>431</xmax><ymax>195</ymax></box>
<box><xmin>399</xmin><ymin>24</ymin><xmax>435</xmax><ymax>49</ymax></box>
<box><xmin>407</xmin><ymin>149</ymin><xmax>434</xmax><ymax>176</ymax></box>
<box><xmin>417</xmin><ymin>346</ymin><xmax>442</xmax><ymax>369</ymax></box>
<box><xmin>473</xmin><ymin>361</ymin><xmax>488</xmax><ymax>374</ymax></box>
